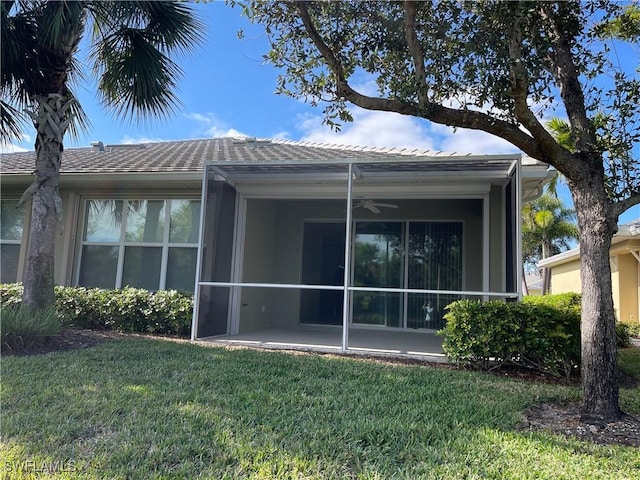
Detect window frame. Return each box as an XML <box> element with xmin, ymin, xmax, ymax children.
<box><xmin>74</xmin><ymin>197</ymin><xmax>201</xmax><ymax>291</ymax></box>
<box><xmin>0</xmin><ymin>198</ymin><xmax>27</xmax><ymax>283</ymax></box>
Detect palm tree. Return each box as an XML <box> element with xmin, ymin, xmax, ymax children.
<box><xmin>1</xmin><ymin>1</ymin><xmax>204</xmax><ymax>310</ymax></box>
<box><xmin>543</xmin><ymin>118</ymin><xmax>572</xmax><ymax>198</ymax></box>
<box><xmin>522</xmin><ymin>194</ymin><xmax>579</xmax><ymax>295</ymax></box>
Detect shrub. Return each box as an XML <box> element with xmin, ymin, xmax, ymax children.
<box><xmin>1</xmin><ymin>305</ymin><xmax>61</xmax><ymax>353</ymax></box>
<box><xmin>0</xmin><ymin>282</ymin><xmax>23</xmax><ymax>306</ymax></box>
<box><xmin>1</xmin><ymin>283</ymin><xmax>193</xmax><ymax>337</ymax></box>
<box><xmin>616</xmin><ymin>323</ymin><xmax>631</xmax><ymax>348</ymax></box>
<box><xmin>622</xmin><ymin>322</ymin><xmax>640</xmax><ymax>338</ymax></box>
<box><xmin>440</xmin><ymin>296</ymin><xmax>581</xmax><ymax>379</ymax></box>
<box><xmin>523</xmin><ymin>292</ymin><xmax>581</xmax><ymax>311</ymax></box>
<box><xmin>56</xmin><ymin>286</ymin><xmax>193</xmax><ymax>336</ymax></box>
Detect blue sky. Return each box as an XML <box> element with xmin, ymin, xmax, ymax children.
<box><xmin>4</xmin><ymin>2</ymin><xmax>639</xmax><ymax>223</ymax></box>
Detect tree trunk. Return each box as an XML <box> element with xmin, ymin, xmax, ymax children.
<box><xmin>21</xmin><ymin>94</ymin><xmax>71</xmax><ymax>310</ymax></box>
<box><xmin>522</xmin><ymin>265</ymin><xmax>529</xmax><ymax>296</ymax></box>
<box><xmin>541</xmin><ymin>240</ymin><xmax>551</xmax><ymax>295</ymax></box>
<box><xmin>570</xmin><ymin>175</ymin><xmax>621</xmax><ymax>423</ymax></box>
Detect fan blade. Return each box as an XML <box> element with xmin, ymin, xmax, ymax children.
<box><xmin>368</xmin><ymin>205</ymin><xmax>381</xmax><ymax>214</ymax></box>
<box><xmin>374</xmin><ymin>203</ymin><xmax>398</xmax><ymax>209</ymax></box>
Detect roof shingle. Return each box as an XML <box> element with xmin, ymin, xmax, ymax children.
<box><xmin>1</xmin><ymin>137</ymin><xmax>496</xmax><ymax>176</ymax></box>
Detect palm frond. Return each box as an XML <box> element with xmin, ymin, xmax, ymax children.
<box><xmin>88</xmin><ymin>1</ymin><xmax>204</xmax><ymax>123</ymax></box>
<box><xmin>0</xmin><ymin>99</ymin><xmax>27</xmax><ymax>144</ymax></box>
<box><xmin>2</xmin><ymin>1</ymin><xmax>42</xmax><ymax>101</ymax></box>
<box><xmin>38</xmin><ymin>1</ymin><xmax>85</xmax><ymax>50</ymax></box>
<box><xmin>545</xmin><ymin>117</ymin><xmax>575</xmax><ymax>151</ymax></box>
<box><xmin>63</xmin><ymin>89</ymin><xmax>91</xmax><ymax>140</ymax></box>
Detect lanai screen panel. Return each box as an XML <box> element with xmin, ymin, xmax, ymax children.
<box><xmin>194</xmin><ymin>156</ymin><xmax>521</xmax><ymax>344</ymax></box>
<box><xmin>196</xmin><ymin>169</ymin><xmax>237</xmax><ymax>337</ymax></box>
<box><xmin>505</xmin><ymin>176</ymin><xmax>516</xmax><ymax>294</ymax></box>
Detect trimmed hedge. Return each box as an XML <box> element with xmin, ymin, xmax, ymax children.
<box><xmin>522</xmin><ymin>291</ymin><xmax>581</xmax><ymax>311</ymax></box>
<box><xmin>440</xmin><ymin>296</ymin><xmax>581</xmax><ymax>379</ymax></box>
<box><xmin>622</xmin><ymin>322</ymin><xmax>640</xmax><ymax>339</ymax></box>
<box><xmin>0</xmin><ymin>284</ymin><xmax>193</xmax><ymax>336</ymax></box>
<box><xmin>440</xmin><ymin>292</ymin><xmax>633</xmax><ymax>377</ymax></box>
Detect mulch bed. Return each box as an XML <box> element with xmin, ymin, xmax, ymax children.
<box><xmin>1</xmin><ymin>328</ymin><xmax>121</xmax><ymax>356</ymax></box>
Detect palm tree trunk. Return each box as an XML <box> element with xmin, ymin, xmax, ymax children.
<box><xmin>570</xmin><ymin>173</ymin><xmax>621</xmax><ymax>423</ymax></box>
<box><xmin>21</xmin><ymin>94</ymin><xmax>73</xmax><ymax>310</ymax></box>
<box><xmin>542</xmin><ymin>267</ymin><xmax>551</xmax><ymax>295</ymax></box>
<box><xmin>541</xmin><ymin>240</ymin><xmax>551</xmax><ymax>295</ymax></box>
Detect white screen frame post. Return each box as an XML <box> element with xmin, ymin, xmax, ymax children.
<box><xmin>341</xmin><ymin>162</ymin><xmax>354</xmax><ymax>352</ymax></box>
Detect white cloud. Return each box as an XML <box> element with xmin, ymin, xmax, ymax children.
<box><xmin>0</xmin><ymin>143</ymin><xmax>29</xmax><ymax>153</ymax></box>
<box><xmin>271</xmin><ymin>130</ymin><xmax>292</xmax><ymax>140</ymax></box>
<box><xmin>1</xmin><ymin>133</ymin><xmax>32</xmax><ymax>153</ymax></box>
<box><xmin>183</xmin><ymin>112</ymin><xmax>215</xmax><ymax>124</ymax></box>
<box><xmin>297</xmin><ymin>77</ymin><xmax>564</xmax><ymax>154</ymax></box>
<box><xmin>120</xmin><ymin>135</ymin><xmax>167</xmax><ymax>145</ymax></box>
<box><xmin>205</xmin><ymin>126</ymin><xmax>248</xmax><ymax>138</ymax></box>
<box><xmin>298</xmin><ymin>108</ymin><xmax>437</xmax><ymax>151</ymax></box>
<box><xmin>431</xmin><ymin>124</ymin><xmax>520</xmax><ymax>155</ymax></box>
<box><xmin>295</xmin><ymin>103</ymin><xmax>526</xmax><ymax>155</ymax></box>
<box><xmin>183</xmin><ymin>112</ymin><xmax>249</xmax><ymax>139</ymax></box>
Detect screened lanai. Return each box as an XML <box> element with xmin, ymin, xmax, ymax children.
<box><xmin>191</xmin><ymin>155</ymin><xmax>533</xmax><ymax>356</ymax></box>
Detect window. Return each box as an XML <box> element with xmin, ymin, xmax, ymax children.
<box><xmin>1</xmin><ymin>199</ymin><xmax>25</xmax><ymax>283</ymax></box>
<box><xmin>77</xmin><ymin>199</ymin><xmax>201</xmax><ymax>291</ymax></box>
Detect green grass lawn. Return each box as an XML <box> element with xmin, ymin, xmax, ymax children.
<box><xmin>1</xmin><ymin>337</ymin><xmax>639</xmax><ymax>479</ymax></box>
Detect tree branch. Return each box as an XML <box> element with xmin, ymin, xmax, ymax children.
<box><xmin>403</xmin><ymin>1</ymin><xmax>428</xmax><ymax>108</ymax></box>
<box><xmin>294</xmin><ymin>2</ymin><xmax>348</xmax><ymax>88</ymax></box>
<box><xmin>541</xmin><ymin>4</ymin><xmax>598</xmax><ymax>156</ymax></box>
<box><xmin>295</xmin><ymin>1</ymin><xmax>543</xmax><ymax>159</ymax></box>
<box><xmin>612</xmin><ymin>194</ymin><xmax>640</xmax><ymax>219</ymax></box>
<box><xmin>507</xmin><ymin>2</ymin><xmax>573</xmax><ymax>172</ymax></box>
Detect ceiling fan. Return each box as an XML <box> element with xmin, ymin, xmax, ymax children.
<box><xmin>353</xmin><ymin>199</ymin><xmax>399</xmax><ymax>214</ymax></box>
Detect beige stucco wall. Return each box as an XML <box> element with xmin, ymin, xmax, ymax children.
<box><xmin>549</xmin><ymin>260</ymin><xmax>582</xmax><ymax>295</ymax></box>
<box><xmin>549</xmin><ymin>250</ymin><xmax>640</xmax><ymax>323</ymax></box>
<box><xmin>616</xmin><ymin>253</ymin><xmax>639</xmax><ymax>323</ymax></box>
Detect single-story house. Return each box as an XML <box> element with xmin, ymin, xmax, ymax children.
<box><xmin>1</xmin><ymin>137</ymin><xmax>552</xmax><ymax>356</ymax></box>
<box><xmin>524</xmin><ymin>272</ymin><xmax>543</xmax><ymax>296</ymax></box>
<box><xmin>538</xmin><ymin>220</ymin><xmax>640</xmax><ymax>325</ymax></box>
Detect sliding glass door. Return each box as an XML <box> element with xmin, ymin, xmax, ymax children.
<box><xmin>352</xmin><ymin>221</ymin><xmax>462</xmax><ymax>330</ymax></box>
<box><xmin>300</xmin><ymin>219</ymin><xmax>463</xmax><ymax>329</ymax></box>
<box><xmin>352</xmin><ymin>222</ymin><xmax>404</xmax><ymax>327</ymax></box>
<box><xmin>406</xmin><ymin>222</ymin><xmax>462</xmax><ymax>329</ymax></box>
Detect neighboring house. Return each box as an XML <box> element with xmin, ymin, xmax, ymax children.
<box><xmin>538</xmin><ymin>220</ymin><xmax>640</xmax><ymax>324</ymax></box>
<box><xmin>524</xmin><ymin>272</ymin><xmax>543</xmax><ymax>296</ymax></box>
<box><xmin>1</xmin><ymin>137</ymin><xmax>552</xmax><ymax>353</ymax></box>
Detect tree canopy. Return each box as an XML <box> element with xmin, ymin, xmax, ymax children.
<box><xmin>1</xmin><ymin>0</ymin><xmax>204</xmax><ymax>142</ymax></box>
<box><xmin>243</xmin><ymin>0</ymin><xmax>639</xmax><ymax>423</ymax></box>
<box><xmin>245</xmin><ymin>0</ymin><xmax>639</xmax><ymax>213</ymax></box>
